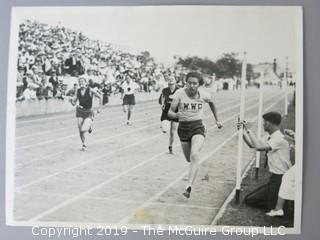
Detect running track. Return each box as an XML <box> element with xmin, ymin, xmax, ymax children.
<box><xmin>11</xmin><ymin>87</ymin><xmax>287</xmax><ymax>226</ymax></box>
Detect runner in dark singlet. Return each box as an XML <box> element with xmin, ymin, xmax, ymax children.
<box><xmin>158</xmin><ymin>75</ymin><xmax>179</xmax><ymax>154</ymax></box>
<box><xmin>70</xmin><ymin>77</ymin><xmax>102</xmax><ymax>151</ymax></box>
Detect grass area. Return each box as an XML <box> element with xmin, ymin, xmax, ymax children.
<box><xmin>216</xmin><ymin>98</ymin><xmax>295</xmax><ymax>227</ymax></box>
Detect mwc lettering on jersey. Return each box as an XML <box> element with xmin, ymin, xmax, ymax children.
<box><xmin>172</xmin><ymin>88</ymin><xmax>212</xmax><ymax>121</ymax></box>
<box><xmin>182</xmin><ymin>102</ymin><xmax>203</xmax><ymax>111</ymax></box>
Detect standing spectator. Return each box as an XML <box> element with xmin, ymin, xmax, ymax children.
<box><xmin>48</xmin><ymin>70</ymin><xmax>59</xmax><ymax>97</ymax></box>
<box><xmin>42</xmin><ymin>56</ymin><xmax>52</xmax><ymax>75</ymax></box>
<box><xmin>102</xmin><ymin>83</ymin><xmax>112</xmax><ymax>105</ymax></box>
<box><xmin>18</xmin><ymin>50</ymin><xmax>28</xmax><ymax>71</ymax></box>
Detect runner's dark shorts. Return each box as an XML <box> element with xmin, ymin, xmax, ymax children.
<box><xmin>177</xmin><ymin>120</ymin><xmax>206</xmax><ymax>142</ymax></box>
<box><xmin>76</xmin><ymin>106</ymin><xmax>94</xmax><ymax>120</ymax></box>
<box><xmin>123</xmin><ymin>94</ymin><xmax>135</xmax><ymax>105</ymax></box>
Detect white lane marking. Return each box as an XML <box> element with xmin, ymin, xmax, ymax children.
<box><xmin>16</xmin><ymin>90</ymin><xmax>248</xmax><ymax>125</ymax></box>
<box><xmin>16</xmin><ymin>191</ymin><xmax>219</xmax><ymax>211</ymax></box>
<box><xmin>16</xmin><ymin>115</ymin><xmax>158</xmax><ymax>150</ymax></box>
<box><xmin>16</xmin><ymin>99</ymin><xmax>158</xmax><ymax>125</ymax></box>
<box><xmin>15</xmin><ymin>96</ymin><xmax>255</xmax><ymax>149</ymax></box>
<box><xmin>26</xmin><ymin>94</ymin><xmax>280</xmax><ymax>222</ymax></box>
<box><xmin>16</xmin><ymin>101</ymin><xmax>160</xmax><ymax>139</ymax></box>
<box><xmin>16</xmin><ymin>103</ymin><xmax>160</xmax><ymax>138</ymax></box>
<box><xmin>17</xmin><ymin>93</ymin><xmax>278</xmax><ymax>189</ymax></box>
<box><xmin>17</xmin><ymin>133</ymin><xmax>162</xmax><ymax>191</ymax></box>
<box><xmin>16</xmin><ymin>94</ymin><xmax>240</xmax><ymax>141</ymax></box>
<box><xmin>15</xmin><ymin>95</ymin><xmax>263</xmax><ymax>168</ymax></box>
<box><xmin>118</xmin><ymin>96</ymin><xmax>284</xmax><ymax>224</ymax></box>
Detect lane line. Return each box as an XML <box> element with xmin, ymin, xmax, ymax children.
<box><xmin>26</xmin><ymin>94</ymin><xmax>280</xmax><ymax>221</ymax></box>
<box><xmin>17</xmin><ymin>134</ymin><xmax>162</xmax><ymax>191</ymax></box>
<box><xmin>17</xmin><ymin>93</ymin><xmax>278</xmax><ymax>189</ymax></box>
<box><xmin>16</xmin><ymin>103</ymin><xmax>160</xmax><ymax>138</ymax></box>
<box><xmin>15</xmin><ymin>191</ymin><xmax>219</xmax><ymax>211</ymax></box>
<box><xmin>16</xmin><ymin>90</ymin><xmax>245</xmax><ymax>126</ymax></box>
<box><xmin>16</xmin><ymin>95</ymin><xmax>241</xmax><ymax>141</ymax></box>
<box><xmin>15</xmin><ymin>94</ymin><xmax>268</xmax><ymax>171</ymax></box>
<box><xmin>15</xmin><ymin>95</ymin><xmax>259</xmax><ymax>167</ymax></box>
<box><xmin>16</xmin><ymin>99</ymin><xmax>158</xmax><ymax>125</ymax></box>
<box><xmin>15</xmin><ymin>96</ymin><xmax>256</xmax><ymax>150</ymax></box>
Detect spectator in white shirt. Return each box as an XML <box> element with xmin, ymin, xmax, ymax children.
<box><xmin>237</xmin><ymin>112</ymin><xmax>292</xmax><ymax>211</ymax></box>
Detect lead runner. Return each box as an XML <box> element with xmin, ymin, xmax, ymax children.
<box><xmin>70</xmin><ymin>77</ymin><xmax>102</xmax><ymax>151</ymax></box>
<box><xmin>168</xmin><ymin>72</ymin><xmax>223</xmax><ymax>198</ymax></box>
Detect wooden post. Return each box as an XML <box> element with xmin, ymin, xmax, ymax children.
<box><xmin>236</xmin><ymin>52</ymin><xmax>247</xmax><ymax>203</ymax></box>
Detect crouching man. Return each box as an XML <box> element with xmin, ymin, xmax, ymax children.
<box><xmin>237</xmin><ymin>112</ymin><xmax>292</xmax><ymax>211</ymax></box>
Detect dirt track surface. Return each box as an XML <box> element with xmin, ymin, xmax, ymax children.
<box><xmin>12</xmin><ymin>87</ymin><xmax>286</xmax><ymax>226</ymax></box>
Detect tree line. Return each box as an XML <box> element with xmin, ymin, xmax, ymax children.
<box><xmin>177</xmin><ymin>53</ymin><xmax>254</xmax><ymax>81</ymax></box>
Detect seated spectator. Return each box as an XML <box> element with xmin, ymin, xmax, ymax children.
<box><xmin>64</xmin><ymin>51</ymin><xmax>84</xmax><ymax>76</ymax></box>
<box><xmin>18</xmin><ymin>84</ymin><xmax>37</xmax><ymax>101</ymax></box>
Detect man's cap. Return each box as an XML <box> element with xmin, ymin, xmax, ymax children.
<box><xmin>262</xmin><ymin>112</ymin><xmax>282</xmax><ymax>125</ymax></box>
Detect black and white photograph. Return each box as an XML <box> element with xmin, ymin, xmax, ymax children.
<box><xmin>6</xmin><ymin>6</ymin><xmax>303</xmax><ymax>234</ymax></box>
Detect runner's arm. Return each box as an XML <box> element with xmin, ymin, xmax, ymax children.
<box><xmin>168</xmin><ymin>99</ymin><xmax>179</xmax><ymax>119</ymax></box>
<box><xmin>91</xmin><ymin>88</ymin><xmax>102</xmax><ymax>100</ymax></box>
<box><xmin>208</xmin><ymin>100</ymin><xmax>222</xmax><ymax>128</ymax></box>
<box><xmin>70</xmin><ymin>94</ymin><xmax>78</xmax><ymax>106</ymax></box>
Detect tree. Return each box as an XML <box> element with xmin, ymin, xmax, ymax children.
<box><xmin>177</xmin><ymin>56</ymin><xmax>217</xmax><ymax>74</ymax></box>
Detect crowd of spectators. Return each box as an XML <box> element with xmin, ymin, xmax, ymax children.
<box><xmin>16</xmin><ymin>20</ymin><xmax>187</xmax><ymax>102</ymax></box>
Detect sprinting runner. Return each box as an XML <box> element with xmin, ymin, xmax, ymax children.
<box><xmin>158</xmin><ymin>75</ymin><xmax>179</xmax><ymax>154</ymax></box>
<box><xmin>168</xmin><ymin>72</ymin><xmax>223</xmax><ymax>198</ymax></box>
<box><xmin>120</xmin><ymin>71</ymin><xmax>139</xmax><ymax>125</ymax></box>
<box><xmin>70</xmin><ymin>77</ymin><xmax>102</xmax><ymax>151</ymax></box>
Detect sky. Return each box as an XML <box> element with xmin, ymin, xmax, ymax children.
<box><xmin>13</xmin><ymin>6</ymin><xmax>302</xmax><ymax>66</ymax></box>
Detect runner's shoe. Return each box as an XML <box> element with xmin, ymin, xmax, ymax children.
<box><xmin>168</xmin><ymin>146</ymin><xmax>173</xmax><ymax>154</ymax></box>
<box><xmin>182</xmin><ymin>186</ymin><xmax>192</xmax><ymax>198</ymax></box>
<box><xmin>81</xmin><ymin>144</ymin><xmax>87</xmax><ymax>151</ymax></box>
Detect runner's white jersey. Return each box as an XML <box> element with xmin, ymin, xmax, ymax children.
<box><xmin>172</xmin><ymin>88</ymin><xmax>213</xmax><ymax>122</ymax></box>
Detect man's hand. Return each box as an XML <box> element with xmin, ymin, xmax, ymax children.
<box><xmin>236</xmin><ymin>121</ymin><xmax>242</xmax><ymax>130</ymax></box>
<box><xmin>284</xmin><ymin>129</ymin><xmax>295</xmax><ymax>138</ymax></box>
<box><xmin>236</xmin><ymin>120</ymin><xmax>252</xmax><ymax>131</ymax></box>
<box><xmin>242</xmin><ymin>120</ymin><xmax>253</xmax><ymax>130</ymax></box>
